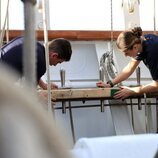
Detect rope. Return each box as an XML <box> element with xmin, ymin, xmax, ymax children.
<box><xmin>6</xmin><ymin>6</ymin><xmax>9</xmax><ymax>43</ymax></box>
<box><xmin>41</xmin><ymin>0</ymin><xmax>53</xmax><ymax>114</ymax></box>
<box><xmin>99</xmin><ymin>0</ymin><xmax>119</xmax><ymax>83</ymax></box>
<box><xmin>100</xmin><ymin>51</ymin><xmax>118</xmax><ymax>81</ymax></box>
<box><xmin>0</xmin><ymin>0</ymin><xmax>10</xmax><ymax>47</ymax></box>
<box><xmin>128</xmin><ymin>0</ymin><xmax>135</xmax><ymax>13</ymax></box>
<box><xmin>110</xmin><ymin>0</ymin><xmax>114</xmax><ymax>54</ymax></box>
<box><xmin>153</xmin><ymin>0</ymin><xmax>156</xmax><ymax>34</ymax></box>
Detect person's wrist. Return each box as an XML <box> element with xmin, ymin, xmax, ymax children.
<box><xmin>107</xmin><ymin>80</ymin><xmax>114</xmax><ymax>87</ymax></box>
<box><xmin>42</xmin><ymin>83</ymin><xmax>47</xmax><ymax>90</ymax></box>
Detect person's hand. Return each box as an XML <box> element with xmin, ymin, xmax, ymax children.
<box><xmin>37</xmin><ymin>90</ymin><xmax>56</xmax><ymax>105</ymax></box>
<box><xmin>38</xmin><ymin>90</ymin><xmax>48</xmax><ymax>102</ymax></box>
<box><xmin>50</xmin><ymin>83</ymin><xmax>58</xmax><ymax>89</ymax></box>
<box><xmin>42</xmin><ymin>83</ymin><xmax>58</xmax><ymax>90</ymax></box>
<box><xmin>113</xmin><ymin>86</ymin><xmax>134</xmax><ymax>99</ymax></box>
<box><xmin>96</xmin><ymin>81</ymin><xmax>111</xmax><ymax>88</ymax></box>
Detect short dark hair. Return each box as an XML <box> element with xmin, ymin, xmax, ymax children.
<box><xmin>48</xmin><ymin>38</ymin><xmax>72</xmax><ymax>61</ymax></box>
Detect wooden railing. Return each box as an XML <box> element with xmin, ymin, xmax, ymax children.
<box><xmin>3</xmin><ymin>30</ymin><xmax>157</xmax><ymax>41</ymax></box>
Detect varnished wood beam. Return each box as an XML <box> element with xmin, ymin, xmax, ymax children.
<box><xmin>3</xmin><ymin>30</ymin><xmax>157</xmax><ymax>41</ymax></box>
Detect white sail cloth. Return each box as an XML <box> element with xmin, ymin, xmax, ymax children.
<box><xmin>71</xmin><ymin>134</ymin><xmax>158</xmax><ymax>158</ymax></box>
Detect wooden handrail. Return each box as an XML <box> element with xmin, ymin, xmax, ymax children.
<box><xmin>3</xmin><ymin>30</ymin><xmax>157</xmax><ymax>41</ymax></box>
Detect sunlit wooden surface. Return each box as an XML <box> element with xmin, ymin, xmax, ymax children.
<box><xmin>41</xmin><ymin>87</ymin><xmax>158</xmax><ymax>101</ymax></box>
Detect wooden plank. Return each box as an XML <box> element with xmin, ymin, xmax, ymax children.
<box><xmin>41</xmin><ymin>87</ymin><xmax>158</xmax><ymax>101</ymax></box>
<box><xmin>48</xmin><ymin>88</ymin><xmax>120</xmax><ymax>101</ymax></box>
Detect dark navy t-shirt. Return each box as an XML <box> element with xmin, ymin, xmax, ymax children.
<box><xmin>135</xmin><ymin>34</ymin><xmax>158</xmax><ymax>80</ymax></box>
<box><xmin>0</xmin><ymin>36</ymin><xmax>46</xmax><ymax>83</ymax></box>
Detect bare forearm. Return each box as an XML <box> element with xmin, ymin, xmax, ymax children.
<box><xmin>114</xmin><ymin>81</ymin><xmax>158</xmax><ymax>99</ymax></box>
<box><xmin>112</xmin><ymin>71</ymin><xmax>131</xmax><ymax>85</ymax></box>
<box><xmin>38</xmin><ymin>79</ymin><xmax>47</xmax><ymax>90</ymax></box>
<box><xmin>112</xmin><ymin>60</ymin><xmax>139</xmax><ymax>86</ymax></box>
<box><xmin>130</xmin><ymin>81</ymin><xmax>158</xmax><ymax>95</ymax></box>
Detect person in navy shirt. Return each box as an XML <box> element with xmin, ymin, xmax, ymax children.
<box><xmin>0</xmin><ymin>36</ymin><xmax>72</xmax><ymax>90</ymax></box>
<box><xmin>97</xmin><ymin>27</ymin><xmax>158</xmax><ymax>99</ymax></box>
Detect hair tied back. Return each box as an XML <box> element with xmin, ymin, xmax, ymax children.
<box><xmin>131</xmin><ymin>27</ymin><xmax>142</xmax><ymax>38</ymax></box>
